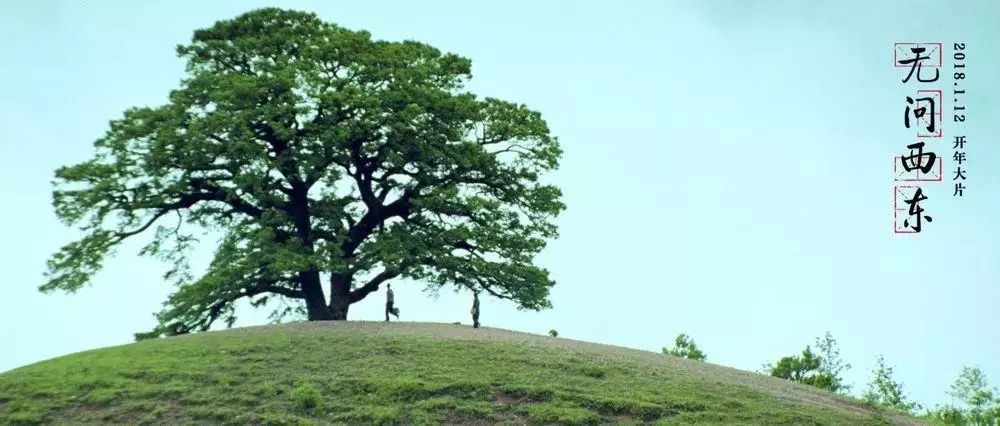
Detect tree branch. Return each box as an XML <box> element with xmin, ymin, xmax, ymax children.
<box><xmin>340</xmin><ymin>189</ymin><xmax>415</xmax><ymax>256</ymax></box>
<box><xmin>188</xmin><ymin>178</ymin><xmax>265</xmax><ymax>218</ymax></box>
<box><xmin>349</xmin><ymin>267</ymin><xmax>401</xmax><ymax>303</ymax></box>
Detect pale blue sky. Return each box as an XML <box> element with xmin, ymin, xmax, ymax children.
<box><xmin>2</xmin><ymin>0</ymin><xmax>997</xmax><ymax>409</ymax></box>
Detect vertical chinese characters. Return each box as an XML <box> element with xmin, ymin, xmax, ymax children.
<box><xmin>893</xmin><ymin>43</ymin><xmax>942</xmax><ymax>233</ymax></box>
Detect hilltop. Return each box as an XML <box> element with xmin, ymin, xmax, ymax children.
<box><xmin>0</xmin><ymin>322</ymin><xmax>918</xmax><ymax>425</ymax></box>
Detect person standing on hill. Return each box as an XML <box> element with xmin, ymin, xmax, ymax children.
<box><xmin>471</xmin><ymin>290</ymin><xmax>480</xmax><ymax>328</ymax></box>
<box><xmin>385</xmin><ymin>283</ymin><xmax>400</xmax><ymax>321</ymax></box>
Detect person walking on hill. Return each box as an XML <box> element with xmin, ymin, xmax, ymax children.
<box><xmin>471</xmin><ymin>290</ymin><xmax>480</xmax><ymax>328</ymax></box>
<box><xmin>385</xmin><ymin>283</ymin><xmax>400</xmax><ymax>321</ymax></box>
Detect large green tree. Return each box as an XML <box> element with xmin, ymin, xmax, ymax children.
<box><xmin>43</xmin><ymin>8</ymin><xmax>564</xmax><ymax>339</ymax></box>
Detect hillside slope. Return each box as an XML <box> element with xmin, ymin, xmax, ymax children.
<box><xmin>1</xmin><ymin>322</ymin><xmax>918</xmax><ymax>425</ymax></box>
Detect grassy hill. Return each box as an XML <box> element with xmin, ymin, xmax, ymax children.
<box><xmin>0</xmin><ymin>322</ymin><xmax>919</xmax><ymax>425</ymax></box>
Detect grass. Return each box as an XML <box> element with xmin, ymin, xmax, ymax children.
<box><xmin>0</xmin><ymin>322</ymin><xmax>919</xmax><ymax>425</ymax></box>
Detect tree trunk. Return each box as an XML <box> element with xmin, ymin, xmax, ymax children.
<box><xmin>301</xmin><ymin>269</ymin><xmax>333</xmax><ymax>320</ymax></box>
<box><xmin>328</xmin><ymin>273</ymin><xmax>351</xmax><ymax>320</ymax></box>
<box><xmin>287</xmin><ymin>181</ymin><xmax>335</xmax><ymax>321</ymax></box>
<box><xmin>328</xmin><ymin>296</ymin><xmax>350</xmax><ymax>320</ymax></box>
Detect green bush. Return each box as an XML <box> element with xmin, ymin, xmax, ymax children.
<box><xmin>290</xmin><ymin>383</ymin><xmax>323</xmax><ymax>412</ymax></box>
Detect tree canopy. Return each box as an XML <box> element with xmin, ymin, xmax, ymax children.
<box><xmin>43</xmin><ymin>8</ymin><xmax>564</xmax><ymax>339</ymax></box>
<box><xmin>765</xmin><ymin>333</ymin><xmax>850</xmax><ymax>394</ymax></box>
<box><xmin>767</xmin><ymin>346</ymin><xmax>836</xmax><ymax>391</ymax></box>
<box><xmin>939</xmin><ymin>366</ymin><xmax>1000</xmax><ymax>424</ymax></box>
<box><xmin>662</xmin><ymin>333</ymin><xmax>707</xmax><ymax>361</ymax></box>
<box><xmin>862</xmin><ymin>355</ymin><xmax>920</xmax><ymax>414</ymax></box>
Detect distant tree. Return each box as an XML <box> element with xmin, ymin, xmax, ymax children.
<box><xmin>813</xmin><ymin>332</ymin><xmax>852</xmax><ymax>394</ymax></box>
<box><xmin>548</xmin><ymin>329</ymin><xmax>558</xmax><ymax>337</ymax></box>
<box><xmin>662</xmin><ymin>333</ymin><xmax>707</xmax><ymax>361</ymax></box>
<box><xmin>947</xmin><ymin>366</ymin><xmax>999</xmax><ymax>425</ymax></box>
<box><xmin>766</xmin><ymin>346</ymin><xmax>835</xmax><ymax>390</ymax></box>
<box><xmin>42</xmin><ymin>8</ymin><xmax>564</xmax><ymax>339</ymax></box>
<box><xmin>862</xmin><ymin>355</ymin><xmax>920</xmax><ymax>414</ymax></box>
<box><xmin>764</xmin><ymin>333</ymin><xmax>850</xmax><ymax>393</ymax></box>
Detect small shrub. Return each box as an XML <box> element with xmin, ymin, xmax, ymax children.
<box><xmin>549</xmin><ymin>329</ymin><xmax>559</xmax><ymax>337</ymax></box>
<box><xmin>924</xmin><ymin>405</ymin><xmax>965</xmax><ymax>424</ymax></box>
<box><xmin>290</xmin><ymin>383</ymin><xmax>323</xmax><ymax>412</ymax></box>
